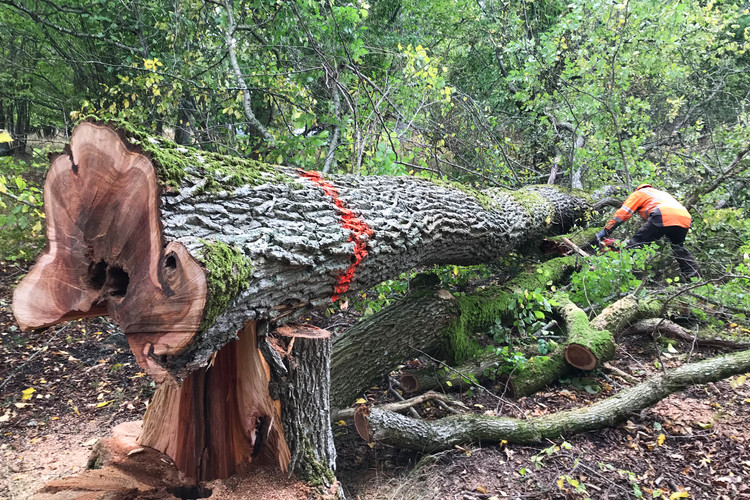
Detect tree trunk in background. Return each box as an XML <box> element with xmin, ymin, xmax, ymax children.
<box><xmin>11</xmin><ymin>120</ymin><xmax>592</xmax><ymax>484</ymax></box>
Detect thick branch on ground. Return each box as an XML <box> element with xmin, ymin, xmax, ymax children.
<box><xmin>331</xmin><ymin>288</ymin><xmax>460</xmax><ymax>409</ymax></box>
<box><xmin>590</xmin><ymin>296</ymin><xmax>663</xmax><ymax>333</ymax></box>
<box><xmin>355</xmin><ymin>349</ymin><xmax>750</xmax><ymax>452</ymax></box>
<box><xmin>621</xmin><ymin>318</ymin><xmax>750</xmax><ymax>350</ymax></box>
<box><xmin>557</xmin><ymin>295</ymin><xmax>615</xmax><ymax>370</ymax></box>
<box><xmin>335</xmin><ymin>391</ymin><xmax>466</xmax><ymax>420</ymax></box>
<box><xmin>12</xmin><ymin>120</ymin><xmax>592</xmax><ymax>380</ymax></box>
<box><xmin>400</xmin><ymin>294</ymin><xmax>646</xmax><ymax>399</ymax></box>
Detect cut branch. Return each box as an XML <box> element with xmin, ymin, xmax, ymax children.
<box><xmin>356</xmin><ymin>349</ymin><xmax>750</xmax><ymax>451</ymax></box>
<box><xmin>557</xmin><ymin>295</ymin><xmax>615</xmax><ymax>370</ymax></box>
<box><xmin>621</xmin><ymin>318</ymin><xmax>750</xmax><ymax>350</ymax></box>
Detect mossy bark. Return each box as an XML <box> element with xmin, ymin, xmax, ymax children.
<box><xmin>589</xmin><ymin>295</ymin><xmax>663</xmax><ymax>333</ymax></box>
<box><xmin>499</xmin><ymin>351</ymin><xmax>570</xmax><ymax>398</ymax></box>
<box><xmin>332</xmin><ymin>257</ymin><xmax>576</xmax><ymax>408</ymax></box>
<box><xmin>556</xmin><ymin>295</ymin><xmax>616</xmax><ymax>370</ymax></box>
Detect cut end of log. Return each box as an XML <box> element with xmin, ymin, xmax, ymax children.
<box><xmin>11</xmin><ymin>122</ymin><xmax>207</xmax><ymax>375</ymax></box>
<box><xmin>399</xmin><ymin>374</ymin><xmax>419</xmax><ymax>393</ymax></box>
<box><xmin>564</xmin><ymin>343</ymin><xmax>599</xmax><ymax>371</ymax></box>
<box><xmin>354</xmin><ymin>405</ymin><xmax>372</xmax><ymax>443</ymax></box>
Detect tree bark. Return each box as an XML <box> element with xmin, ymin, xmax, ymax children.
<box><xmin>355</xmin><ymin>348</ymin><xmax>750</xmax><ymax>451</ymax></box>
<box><xmin>331</xmin><ymin>288</ymin><xmax>460</xmax><ymax>409</ymax></box>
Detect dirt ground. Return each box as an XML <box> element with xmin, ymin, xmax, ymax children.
<box><xmin>2</xmin><ymin>260</ymin><xmax>750</xmax><ymax>500</ymax></box>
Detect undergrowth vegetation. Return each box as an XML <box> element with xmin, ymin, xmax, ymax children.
<box><xmin>0</xmin><ymin>156</ymin><xmax>46</xmax><ymax>261</ymax></box>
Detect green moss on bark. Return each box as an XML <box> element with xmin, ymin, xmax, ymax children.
<box><xmin>446</xmin><ymin>256</ymin><xmax>576</xmax><ymax>364</ymax></box>
<box><xmin>430</xmin><ymin>178</ymin><xmax>498</xmax><ymax>211</ymax></box>
<box><xmin>296</xmin><ymin>438</ymin><xmax>336</xmax><ymax>487</ymax></box>
<box><xmin>504</xmin><ymin>351</ymin><xmax>569</xmax><ymax>398</ymax></box>
<box><xmin>198</xmin><ymin>241</ymin><xmax>254</xmax><ymax>332</ymax></box>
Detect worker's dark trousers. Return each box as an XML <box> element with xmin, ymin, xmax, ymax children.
<box><xmin>626</xmin><ymin>218</ymin><xmax>701</xmax><ymax>279</ymax></box>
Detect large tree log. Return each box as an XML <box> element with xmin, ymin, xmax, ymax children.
<box><xmin>10</xmin><ymin>120</ymin><xmax>591</xmax><ymax>483</ymax></box>
<box><xmin>556</xmin><ymin>295</ymin><xmax>615</xmax><ymax>370</ymax></box>
<box><xmin>355</xmin><ymin>348</ymin><xmax>750</xmax><ymax>451</ymax></box>
<box><xmin>12</xmin><ymin>121</ymin><xmax>590</xmax><ymax>379</ymax></box>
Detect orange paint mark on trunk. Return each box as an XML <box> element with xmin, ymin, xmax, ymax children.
<box><xmin>298</xmin><ymin>169</ymin><xmax>373</xmax><ymax>301</ymax></box>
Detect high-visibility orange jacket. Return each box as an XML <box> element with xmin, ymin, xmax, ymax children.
<box><xmin>604</xmin><ymin>187</ymin><xmax>691</xmax><ymax>232</ymax></box>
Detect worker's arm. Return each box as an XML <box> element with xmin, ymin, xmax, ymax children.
<box><xmin>587</xmin><ymin>190</ymin><xmax>646</xmax><ymax>251</ymax></box>
<box><xmin>603</xmin><ymin>191</ymin><xmax>646</xmax><ymax>234</ymax></box>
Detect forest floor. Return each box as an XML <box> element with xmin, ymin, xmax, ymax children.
<box><xmin>1</xmin><ymin>260</ymin><xmax>750</xmax><ymax>500</ymax></box>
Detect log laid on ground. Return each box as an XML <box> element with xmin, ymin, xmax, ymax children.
<box><xmin>557</xmin><ymin>295</ymin><xmax>616</xmax><ymax>370</ymax></box>
<box><xmin>331</xmin><ymin>288</ymin><xmax>460</xmax><ymax>410</ymax></box>
<box><xmin>354</xmin><ymin>348</ymin><xmax>750</xmax><ymax>451</ymax></box>
<box><xmin>397</xmin><ymin>293</ymin><xmax>636</xmax><ymax>399</ymax></box>
<box><xmin>10</xmin><ymin>120</ymin><xmax>591</xmax><ymax>483</ymax></box>
<box><xmin>589</xmin><ymin>295</ymin><xmax>662</xmax><ymax>333</ymax></box>
<box><xmin>335</xmin><ymin>256</ymin><xmax>578</xmax><ymax>404</ymax></box>
<box><xmin>621</xmin><ymin>318</ymin><xmax>750</xmax><ymax>350</ymax></box>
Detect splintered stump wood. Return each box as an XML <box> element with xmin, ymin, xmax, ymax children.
<box><xmin>12</xmin><ymin>121</ymin><xmax>592</xmax><ymax>483</ymax></box>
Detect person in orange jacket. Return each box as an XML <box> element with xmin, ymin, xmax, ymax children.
<box><xmin>590</xmin><ymin>184</ymin><xmax>700</xmax><ymax>279</ymax></box>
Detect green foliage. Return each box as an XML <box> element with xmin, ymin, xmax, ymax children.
<box><xmin>489</xmin><ymin>289</ymin><xmax>553</xmax><ymax>344</ymax></box>
<box><xmin>350</xmin><ymin>272</ymin><xmax>414</xmax><ymax>317</ymax></box>
<box><xmin>570</xmin><ymin>245</ymin><xmax>658</xmax><ymax>307</ymax></box>
<box><xmin>690</xmin><ymin>207</ymin><xmax>750</xmax><ymax>276</ymax></box>
<box><xmin>0</xmin><ymin>157</ymin><xmax>45</xmax><ymax>261</ymax></box>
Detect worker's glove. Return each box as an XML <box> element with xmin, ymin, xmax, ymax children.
<box><xmin>586</xmin><ymin>229</ymin><xmax>609</xmax><ymax>253</ymax></box>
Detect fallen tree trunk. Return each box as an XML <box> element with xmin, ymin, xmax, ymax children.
<box><xmin>11</xmin><ymin>121</ymin><xmax>591</xmax><ymax>483</ymax></box>
<box><xmin>13</xmin><ymin>120</ymin><xmax>591</xmax><ymax>379</ymax></box>
<box><xmin>334</xmin><ymin>256</ymin><xmax>576</xmax><ymax>407</ymax></box>
<box><xmin>355</xmin><ymin>348</ymin><xmax>750</xmax><ymax>451</ymax></box>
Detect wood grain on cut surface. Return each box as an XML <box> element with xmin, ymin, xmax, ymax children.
<box><xmin>12</xmin><ymin>123</ymin><xmax>206</xmax><ymax>360</ymax></box>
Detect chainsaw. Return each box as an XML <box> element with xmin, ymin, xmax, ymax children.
<box><xmin>597</xmin><ymin>237</ymin><xmax>619</xmax><ymax>253</ymax></box>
